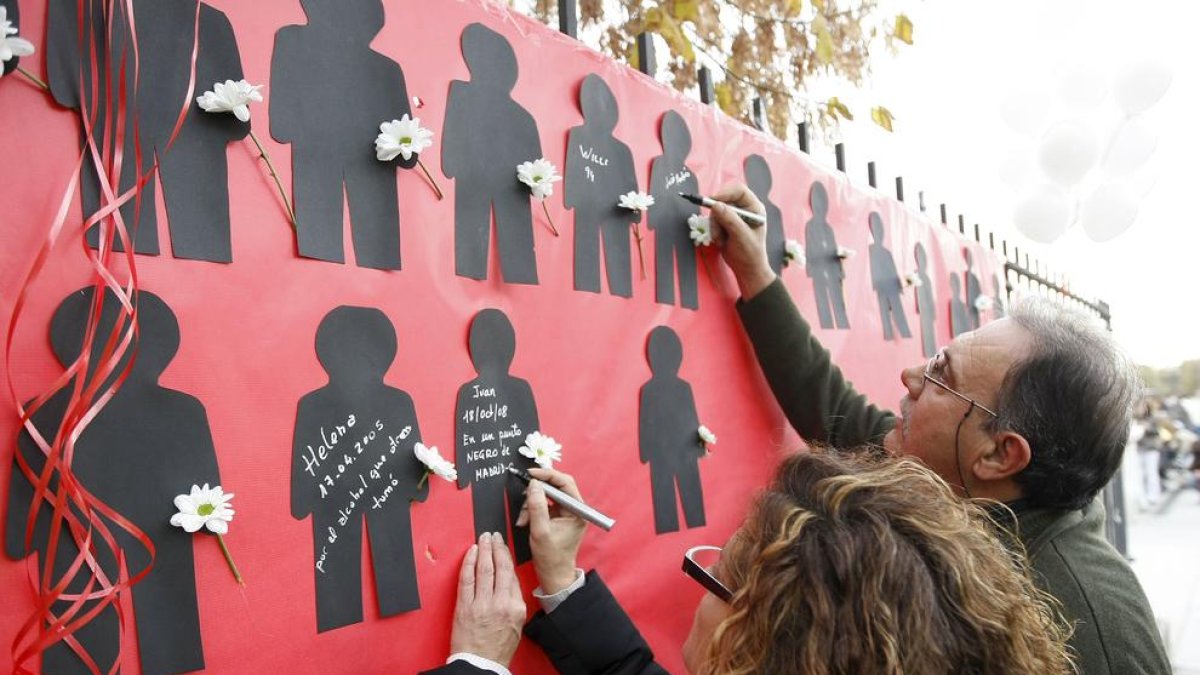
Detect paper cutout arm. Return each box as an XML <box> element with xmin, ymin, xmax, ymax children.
<box><xmin>268</xmin><ymin>28</ymin><xmax>302</xmax><ymax>144</ymax></box>
<box><xmin>637</xmin><ymin>386</ymin><xmax>653</xmax><ymax>464</ymax></box>
<box><xmin>682</xmin><ymin>384</ymin><xmax>704</xmax><ymax>457</ymax></box>
<box><xmin>290</xmin><ymin>395</ymin><xmax>316</xmax><ymax>520</ymax></box>
<box><xmin>400</xmin><ymin>393</ymin><xmax>429</xmax><ymax>504</ymax></box>
<box><xmin>454</xmin><ymin>383</ymin><xmax>471</xmax><ymax>490</ymax></box>
<box><xmin>384</xmin><ymin>60</ymin><xmax>418</xmax><ymax>171</ymax></box>
<box><xmin>46</xmin><ymin>0</ymin><xmax>83</xmax><ymax>109</ymax></box>
<box><xmin>646</xmin><ymin>158</ymin><xmax>663</xmax><ymax>231</ymax></box>
<box><xmin>4</xmin><ymin>431</ymin><xmax>46</xmax><ymax>560</ymax></box>
<box><xmin>617</xmin><ymin>146</ymin><xmax>640</xmax><ymax>224</ymax></box>
<box><xmin>563</xmin><ymin>127</ymin><xmax>581</xmax><ymax>211</ymax></box>
<box><xmin>200</xmin><ymin>8</ymin><xmax>249</xmax><ymax>142</ymax></box>
<box><xmin>440</xmin><ymin>81</ymin><xmax>465</xmax><ymax>180</ymax></box>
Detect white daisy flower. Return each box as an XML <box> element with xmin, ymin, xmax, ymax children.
<box><xmin>974</xmin><ymin>295</ymin><xmax>995</xmax><ymax>312</ymax></box>
<box><xmin>688</xmin><ymin>214</ymin><xmax>713</xmax><ymax>246</ymax></box>
<box><xmin>904</xmin><ymin>272</ymin><xmax>923</xmax><ymax>287</ymax></box>
<box><xmin>413</xmin><ymin>442</ymin><xmax>457</xmax><ymax>482</ymax></box>
<box><xmin>196</xmin><ymin>79</ymin><xmax>264</xmax><ymax>123</ymax></box>
<box><xmin>170</xmin><ymin>484</ymin><xmax>235</xmax><ymax>535</ymax></box>
<box><xmin>697</xmin><ymin>425</ymin><xmax>717</xmax><ymax>446</ymax></box>
<box><xmin>618</xmin><ymin>190</ymin><xmax>655</xmax><ymax>211</ymax></box>
<box><xmin>517</xmin><ymin>158</ymin><xmax>562</xmax><ymax>201</ymax></box>
<box><xmin>836</xmin><ymin>245</ymin><xmax>856</xmax><ymax>260</ymax></box>
<box><xmin>376</xmin><ymin>114</ymin><xmax>435</xmax><ymax>162</ymax></box>
<box><xmin>0</xmin><ymin>7</ymin><xmax>34</xmax><ymax>67</ymax></box>
<box><xmin>518</xmin><ymin>431</ymin><xmax>562</xmax><ymax>469</ymax></box>
<box><xmin>784</xmin><ymin>239</ymin><xmax>805</xmax><ymax>268</ymax></box>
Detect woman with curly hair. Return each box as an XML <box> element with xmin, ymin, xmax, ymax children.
<box><xmin>429</xmin><ymin>450</ymin><xmax>1074</xmax><ymax>674</ymax></box>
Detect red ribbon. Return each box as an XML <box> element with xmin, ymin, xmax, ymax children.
<box><xmin>5</xmin><ymin>1</ymin><xmax>202</xmax><ymax>672</ymax></box>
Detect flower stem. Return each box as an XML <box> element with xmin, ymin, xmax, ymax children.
<box><xmin>541</xmin><ymin>201</ymin><xmax>559</xmax><ymax>237</ymax></box>
<box><xmin>247</xmin><ymin>130</ymin><xmax>296</xmax><ymax>230</ymax></box>
<box><xmin>632</xmin><ymin>224</ymin><xmax>647</xmax><ymax>280</ymax></box>
<box><xmin>417</xmin><ymin>471</ymin><xmax>430</xmax><ymax>491</ymax></box>
<box><xmin>217</xmin><ymin>534</ymin><xmax>244</xmax><ymax>587</ymax></box>
<box><xmin>416</xmin><ymin>159</ymin><xmax>444</xmax><ymax>200</ymax></box>
<box><xmin>700</xmin><ymin>248</ymin><xmax>718</xmax><ymax>287</ymax></box>
<box><xmin>16</xmin><ymin>67</ymin><xmax>49</xmax><ymax>91</ymax></box>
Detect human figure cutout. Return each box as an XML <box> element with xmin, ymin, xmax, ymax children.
<box><xmin>455</xmin><ymin>309</ymin><xmax>539</xmax><ymax>563</ymax></box>
<box><xmin>648</xmin><ymin>111</ymin><xmax>701</xmax><ymax>309</ymax></box>
<box><xmin>639</xmin><ymin>326</ymin><xmax>706</xmax><ymax>534</ymax></box>
<box><xmin>992</xmin><ymin>275</ymin><xmax>1007</xmax><ymax>318</ymax></box>
<box><xmin>49</xmin><ymin>0</ymin><xmax>247</xmax><ymax>262</ymax></box>
<box><xmin>271</xmin><ymin>0</ymin><xmax>414</xmax><ymax>270</ymax></box>
<box><xmin>914</xmin><ymin>243</ymin><xmax>938</xmax><ymax>358</ymax></box>
<box><xmin>443</xmin><ymin>23</ymin><xmax>542</xmax><ymax>284</ymax></box>
<box><xmin>291</xmin><ymin>306</ymin><xmax>429</xmax><ymax>633</ymax></box>
<box><xmin>744</xmin><ymin>154</ymin><xmax>786</xmax><ymax>275</ymax></box>
<box><xmin>565</xmin><ymin>74</ymin><xmax>638</xmax><ymax>297</ymax></box>
<box><xmin>6</xmin><ymin>287</ymin><xmax>220</xmax><ymax>675</ymax></box>
<box><xmin>964</xmin><ymin>248</ymin><xmax>983</xmax><ymax>330</ymax></box>
<box><xmin>868</xmin><ymin>212</ymin><xmax>911</xmax><ymax>341</ymax></box>
<box><xmin>1</xmin><ymin>0</ymin><xmax>23</xmax><ymax>77</ymax></box>
<box><xmin>949</xmin><ymin>273</ymin><xmax>971</xmax><ymax>337</ymax></box>
<box><xmin>805</xmin><ymin>181</ymin><xmax>850</xmax><ymax>329</ymax></box>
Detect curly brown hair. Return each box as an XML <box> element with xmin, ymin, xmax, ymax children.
<box><xmin>703</xmin><ymin>450</ymin><xmax>1074</xmax><ymax>675</ymax></box>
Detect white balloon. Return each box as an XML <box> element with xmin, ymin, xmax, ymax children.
<box><xmin>1014</xmin><ymin>184</ymin><xmax>1073</xmax><ymax>244</ymax></box>
<box><xmin>1058</xmin><ymin>67</ymin><xmax>1108</xmax><ymax>112</ymax></box>
<box><xmin>1000</xmin><ymin>91</ymin><xmax>1051</xmax><ymax>137</ymax></box>
<box><xmin>1080</xmin><ymin>182</ymin><xmax>1139</xmax><ymax>242</ymax></box>
<box><xmin>998</xmin><ymin>145</ymin><xmax>1037</xmax><ymax>192</ymax></box>
<box><xmin>1102</xmin><ymin>118</ymin><xmax>1158</xmax><ymax>176</ymax></box>
<box><xmin>1114</xmin><ymin>61</ymin><xmax>1172</xmax><ymax>116</ymax></box>
<box><xmin>1038</xmin><ymin>121</ymin><xmax>1098</xmax><ymax>187</ymax></box>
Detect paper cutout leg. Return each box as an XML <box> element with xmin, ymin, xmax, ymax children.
<box><xmin>157</xmin><ymin>131</ymin><xmax>233</xmax><ymax>263</ymax></box>
<box><xmin>640</xmin><ymin>326</ymin><xmax>707</xmax><ymax>535</ymax></box>
<box><xmin>125</xmin><ymin>528</ymin><xmax>204</xmax><ymax>675</ymax></box>
<box><xmin>293</xmin><ymin>150</ymin><xmax>349</xmax><ymax>264</ymax></box>
<box><xmin>492</xmin><ymin>185</ymin><xmax>538</xmax><ymax>284</ymax></box>
<box><xmin>367</xmin><ymin>504</ymin><xmax>420</xmax><ymax>617</ymax></box>
<box><xmin>313</xmin><ymin>516</ymin><xmax>366</xmax><ymax>632</ymax></box>
<box><xmin>573</xmin><ymin>213</ymin><xmax>603</xmax><ymax>293</ymax></box>
<box><xmin>950</xmin><ymin>273</ymin><xmax>971</xmax><ymax>337</ymax></box>
<box><xmin>600</xmin><ymin>217</ymin><xmax>633</xmax><ymax>297</ymax></box>
<box><xmin>345</xmin><ymin>159</ymin><xmax>402</xmax><ymax>270</ymax></box>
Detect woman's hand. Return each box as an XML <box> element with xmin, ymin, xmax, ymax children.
<box><xmin>517</xmin><ymin>467</ymin><xmax>588</xmax><ymax>595</ymax></box>
<box><xmin>707</xmin><ymin>183</ymin><xmax>774</xmax><ymax>299</ymax></box>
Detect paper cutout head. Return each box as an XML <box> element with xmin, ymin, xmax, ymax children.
<box><xmin>579</xmin><ymin>74</ymin><xmax>619</xmax><ymax>132</ymax></box>
<box><xmin>810</xmin><ymin>181</ymin><xmax>829</xmax><ymax>217</ymax></box>
<box><xmin>915</xmin><ymin>242</ymin><xmax>929</xmax><ymax>270</ymax></box>
<box><xmin>647</xmin><ymin>325</ymin><xmax>683</xmax><ymax>377</ymax></box>
<box><xmin>468</xmin><ymin>308</ymin><xmax>516</xmax><ymax>374</ymax></box>
<box><xmin>660</xmin><ymin>110</ymin><xmax>692</xmax><ymax>158</ymax></box>
<box><xmin>869</xmin><ymin>212</ymin><xmax>886</xmax><ymax>243</ymax></box>
<box><xmin>744</xmin><ymin>154</ymin><xmax>773</xmax><ymax>194</ymax></box>
<box><xmin>50</xmin><ymin>287</ymin><xmax>180</xmax><ymax>382</ymax></box>
<box><xmin>462</xmin><ymin>23</ymin><xmax>518</xmax><ymax>91</ymax></box>
<box><xmin>300</xmin><ymin>0</ymin><xmax>384</xmax><ymax>38</ymax></box>
<box><xmin>315</xmin><ymin>306</ymin><xmax>397</xmax><ymax>379</ymax></box>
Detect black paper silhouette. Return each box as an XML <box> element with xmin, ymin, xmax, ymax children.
<box><xmin>455</xmin><ymin>309</ymin><xmax>539</xmax><ymax>564</ymax></box>
<box><xmin>639</xmin><ymin>326</ymin><xmax>706</xmax><ymax>534</ymax></box>
<box><xmin>291</xmin><ymin>306</ymin><xmax>429</xmax><ymax>633</ymax></box>
<box><xmin>992</xmin><ymin>275</ymin><xmax>1007</xmax><ymax>318</ymax></box>
<box><xmin>744</xmin><ymin>155</ymin><xmax>786</xmax><ymax>275</ymax></box>
<box><xmin>48</xmin><ymin>0</ymin><xmax>248</xmax><ymax>262</ymax></box>
<box><xmin>868</xmin><ymin>212</ymin><xmax>911</xmax><ymax>341</ymax></box>
<box><xmin>5</xmin><ymin>287</ymin><xmax>220</xmax><ymax>675</ymax></box>
<box><xmin>950</xmin><ymin>273</ymin><xmax>971</xmax><ymax>337</ymax></box>
<box><xmin>805</xmin><ymin>182</ymin><xmax>850</xmax><ymax>329</ymax></box>
<box><xmin>271</xmin><ymin>0</ymin><xmax>414</xmax><ymax>270</ymax></box>
<box><xmin>964</xmin><ymin>248</ymin><xmax>982</xmax><ymax>330</ymax></box>
<box><xmin>648</xmin><ymin>111</ymin><xmax>701</xmax><ymax>309</ymax></box>
<box><xmin>443</xmin><ymin>23</ymin><xmax>542</xmax><ymax>284</ymax></box>
<box><xmin>2</xmin><ymin>0</ymin><xmax>22</xmax><ymax>77</ymax></box>
<box><xmin>914</xmin><ymin>243</ymin><xmax>938</xmax><ymax>358</ymax></box>
<box><xmin>565</xmin><ymin>75</ymin><xmax>639</xmax><ymax>297</ymax></box>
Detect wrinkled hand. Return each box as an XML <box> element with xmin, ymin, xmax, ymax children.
<box><xmin>708</xmin><ymin>183</ymin><xmax>774</xmax><ymax>299</ymax></box>
<box><xmin>516</xmin><ymin>467</ymin><xmax>587</xmax><ymax>595</ymax></box>
<box><xmin>449</xmin><ymin>533</ymin><xmax>526</xmax><ymax>667</ymax></box>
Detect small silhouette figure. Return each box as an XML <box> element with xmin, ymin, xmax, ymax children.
<box><xmin>992</xmin><ymin>275</ymin><xmax>1007</xmax><ymax>318</ymax></box>
<box><xmin>639</xmin><ymin>326</ymin><xmax>707</xmax><ymax>534</ymax></box>
<box><xmin>455</xmin><ymin>309</ymin><xmax>539</xmax><ymax>564</ymax></box>
<box><xmin>964</xmin><ymin>248</ymin><xmax>983</xmax><ymax>330</ymax></box>
<box><xmin>443</xmin><ymin>23</ymin><xmax>542</xmax><ymax>284</ymax></box>
<box><xmin>805</xmin><ymin>182</ymin><xmax>850</xmax><ymax>329</ymax></box>
<box><xmin>291</xmin><ymin>306</ymin><xmax>429</xmax><ymax>632</ymax></box>
<box><xmin>565</xmin><ymin>74</ymin><xmax>639</xmax><ymax>297</ymax></box>
<box><xmin>49</xmin><ymin>0</ymin><xmax>248</xmax><ymax>262</ymax></box>
<box><xmin>914</xmin><ymin>243</ymin><xmax>938</xmax><ymax>358</ymax></box>
<box><xmin>648</xmin><ymin>111</ymin><xmax>701</xmax><ymax>309</ymax></box>
<box><xmin>950</xmin><ymin>273</ymin><xmax>971</xmax><ymax>337</ymax></box>
<box><xmin>6</xmin><ymin>287</ymin><xmax>220</xmax><ymax>675</ymax></box>
<box><xmin>271</xmin><ymin>0</ymin><xmax>414</xmax><ymax>270</ymax></box>
<box><xmin>868</xmin><ymin>212</ymin><xmax>911</xmax><ymax>341</ymax></box>
<box><xmin>744</xmin><ymin>155</ymin><xmax>786</xmax><ymax>275</ymax></box>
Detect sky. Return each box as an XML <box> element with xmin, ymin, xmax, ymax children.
<box><xmin>813</xmin><ymin>0</ymin><xmax>1200</xmax><ymax>368</ymax></box>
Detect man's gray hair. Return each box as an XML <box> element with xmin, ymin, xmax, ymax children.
<box><xmin>989</xmin><ymin>296</ymin><xmax>1140</xmax><ymax>510</ymax></box>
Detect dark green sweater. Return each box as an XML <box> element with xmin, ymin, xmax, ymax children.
<box><xmin>737</xmin><ymin>278</ymin><xmax>1170</xmax><ymax>675</ymax></box>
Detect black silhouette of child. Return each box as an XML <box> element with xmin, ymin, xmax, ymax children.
<box><xmin>914</xmin><ymin>243</ymin><xmax>938</xmax><ymax>358</ymax></box>
<box><xmin>565</xmin><ymin>74</ymin><xmax>638</xmax><ymax>297</ymax></box>
<box><xmin>950</xmin><ymin>273</ymin><xmax>971</xmax><ymax>337</ymax></box>
<box><xmin>455</xmin><ymin>309</ymin><xmax>539</xmax><ymax>564</ymax></box>
<box><xmin>271</xmin><ymin>0</ymin><xmax>414</xmax><ymax>270</ymax></box>
<box><xmin>964</xmin><ymin>248</ymin><xmax>983</xmax><ymax>330</ymax></box>
<box><xmin>443</xmin><ymin>24</ymin><xmax>542</xmax><ymax>284</ymax></box>
<box><xmin>868</xmin><ymin>212</ymin><xmax>911</xmax><ymax>341</ymax></box>
<box><xmin>805</xmin><ymin>182</ymin><xmax>850</xmax><ymax>329</ymax></box>
<box><xmin>649</xmin><ymin>111</ymin><xmax>700</xmax><ymax>309</ymax></box>
<box><xmin>291</xmin><ymin>306</ymin><xmax>429</xmax><ymax>632</ymax></box>
<box><xmin>6</xmin><ymin>287</ymin><xmax>220</xmax><ymax>675</ymax></box>
<box><xmin>639</xmin><ymin>326</ymin><xmax>706</xmax><ymax>534</ymax></box>
<box><xmin>744</xmin><ymin>154</ymin><xmax>786</xmax><ymax>275</ymax></box>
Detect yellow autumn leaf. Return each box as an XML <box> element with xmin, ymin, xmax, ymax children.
<box><xmin>784</xmin><ymin>0</ymin><xmax>803</xmax><ymax>17</ymax></box>
<box><xmin>895</xmin><ymin>14</ymin><xmax>914</xmax><ymax>45</ymax></box>
<box><xmin>826</xmin><ymin>97</ymin><xmax>853</xmax><ymax>121</ymax></box>
<box><xmin>671</xmin><ymin>0</ymin><xmax>699</xmax><ymax>23</ymax></box>
<box><xmin>815</xmin><ymin>22</ymin><xmax>834</xmax><ymax>66</ymax></box>
<box><xmin>715</xmin><ymin>82</ymin><xmax>737</xmax><ymax>117</ymax></box>
<box><xmin>870</xmin><ymin>106</ymin><xmax>895</xmax><ymax>132</ymax></box>
<box><xmin>630</xmin><ymin>42</ymin><xmax>640</xmax><ymax>71</ymax></box>
<box><xmin>813</xmin><ymin>0</ymin><xmax>825</xmax><ymax>11</ymax></box>
<box><xmin>649</xmin><ymin>8</ymin><xmax>695</xmax><ymax>62</ymax></box>
<box><xmin>644</xmin><ymin>7</ymin><xmax>664</xmax><ymax>32</ymax></box>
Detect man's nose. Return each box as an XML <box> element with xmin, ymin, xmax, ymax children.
<box><xmin>900</xmin><ymin>363</ymin><xmax>924</xmax><ymax>397</ymax></box>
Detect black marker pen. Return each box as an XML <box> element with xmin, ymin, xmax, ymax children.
<box><xmin>508</xmin><ymin>467</ymin><xmax>616</xmax><ymax>532</ymax></box>
<box><xmin>678</xmin><ymin>193</ymin><xmax>767</xmax><ymax>228</ymax></box>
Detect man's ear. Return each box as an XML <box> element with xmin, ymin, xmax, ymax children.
<box><xmin>973</xmin><ymin>431</ymin><xmax>1032</xmax><ymax>483</ymax></box>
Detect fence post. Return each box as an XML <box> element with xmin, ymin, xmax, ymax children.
<box><xmin>835</xmin><ymin>143</ymin><xmax>846</xmax><ymax>172</ymax></box>
<box><xmin>557</xmin><ymin>0</ymin><xmax>578</xmax><ymax>38</ymax></box>
<box><xmin>895</xmin><ymin>176</ymin><xmax>905</xmax><ymax>202</ymax></box>
<box><xmin>939</xmin><ymin>203</ymin><xmax>948</xmax><ymax>226</ymax></box>
<box><xmin>698</xmin><ymin>66</ymin><xmax>714</xmax><ymax>105</ymax></box>
<box><xmin>797</xmin><ymin>122</ymin><xmax>809</xmax><ymax>153</ymax></box>
<box><xmin>867</xmin><ymin>161</ymin><xmax>877</xmax><ymax>188</ymax></box>
<box><xmin>636</xmin><ymin>32</ymin><xmax>656</xmax><ymax>76</ymax></box>
<box><xmin>918</xmin><ymin>191</ymin><xmax>926</xmax><ymax>212</ymax></box>
<box><xmin>752</xmin><ymin>97</ymin><xmax>766</xmax><ymax>130</ymax></box>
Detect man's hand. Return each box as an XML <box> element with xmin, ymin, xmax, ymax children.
<box><xmin>449</xmin><ymin>533</ymin><xmax>526</xmax><ymax>667</ymax></box>
<box><xmin>516</xmin><ymin>467</ymin><xmax>587</xmax><ymax>595</ymax></box>
<box><xmin>708</xmin><ymin>183</ymin><xmax>775</xmax><ymax>299</ymax></box>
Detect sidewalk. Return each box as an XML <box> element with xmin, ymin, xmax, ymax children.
<box><xmin>1128</xmin><ymin>488</ymin><xmax>1200</xmax><ymax>673</ymax></box>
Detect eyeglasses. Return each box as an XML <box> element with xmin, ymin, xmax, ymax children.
<box><xmin>683</xmin><ymin>545</ymin><xmax>733</xmax><ymax>604</ymax></box>
<box><xmin>923</xmin><ymin>349</ymin><xmax>998</xmax><ymax>419</ymax></box>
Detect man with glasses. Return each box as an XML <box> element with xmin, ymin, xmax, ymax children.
<box><xmin>703</xmin><ymin>183</ymin><xmax>1168</xmax><ymax>675</ymax></box>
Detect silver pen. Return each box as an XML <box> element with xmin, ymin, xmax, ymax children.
<box><xmin>508</xmin><ymin>467</ymin><xmax>616</xmax><ymax>532</ymax></box>
<box><xmin>678</xmin><ymin>192</ymin><xmax>767</xmax><ymax>228</ymax></box>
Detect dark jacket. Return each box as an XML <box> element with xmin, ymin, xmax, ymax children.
<box><xmin>735</xmin><ymin>278</ymin><xmax>1171</xmax><ymax>675</ymax></box>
